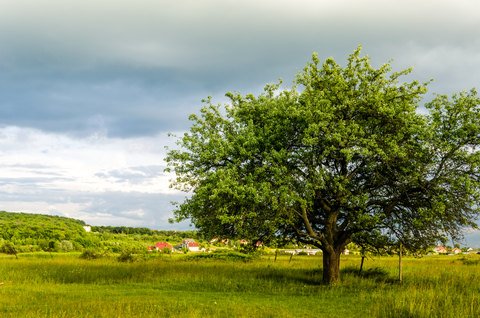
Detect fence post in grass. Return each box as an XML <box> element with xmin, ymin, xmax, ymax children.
<box><xmin>399</xmin><ymin>242</ymin><xmax>403</xmax><ymax>282</ymax></box>
<box><xmin>275</xmin><ymin>249</ymin><xmax>278</xmax><ymax>262</ymax></box>
<box><xmin>289</xmin><ymin>252</ymin><xmax>293</xmax><ymax>263</ymax></box>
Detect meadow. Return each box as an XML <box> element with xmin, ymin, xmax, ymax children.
<box><xmin>1</xmin><ymin>252</ymin><xmax>479</xmax><ymax>318</ymax></box>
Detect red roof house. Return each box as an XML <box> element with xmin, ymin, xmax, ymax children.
<box><xmin>187</xmin><ymin>242</ymin><xmax>199</xmax><ymax>251</ymax></box>
<box><xmin>433</xmin><ymin>246</ymin><xmax>447</xmax><ymax>254</ymax></box>
<box><xmin>155</xmin><ymin>242</ymin><xmax>172</xmax><ymax>251</ymax></box>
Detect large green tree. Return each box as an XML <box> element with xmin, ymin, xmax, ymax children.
<box><xmin>165</xmin><ymin>47</ymin><xmax>480</xmax><ymax>284</ymax></box>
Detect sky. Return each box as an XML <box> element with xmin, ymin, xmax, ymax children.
<box><xmin>1</xmin><ymin>0</ymin><xmax>480</xmax><ymax>246</ymax></box>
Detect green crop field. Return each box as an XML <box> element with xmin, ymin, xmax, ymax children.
<box><xmin>1</xmin><ymin>253</ymin><xmax>479</xmax><ymax>317</ymax></box>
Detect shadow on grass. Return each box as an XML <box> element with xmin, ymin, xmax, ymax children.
<box><xmin>341</xmin><ymin>265</ymin><xmax>398</xmax><ymax>283</ymax></box>
<box><xmin>263</xmin><ymin>265</ymin><xmax>398</xmax><ymax>286</ymax></box>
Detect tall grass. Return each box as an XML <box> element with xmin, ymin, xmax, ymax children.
<box><xmin>1</xmin><ymin>253</ymin><xmax>479</xmax><ymax>317</ymax></box>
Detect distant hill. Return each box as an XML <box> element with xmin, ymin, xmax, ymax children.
<box><xmin>0</xmin><ymin>211</ymin><xmax>207</xmax><ymax>254</ymax></box>
<box><xmin>0</xmin><ymin>211</ymin><xmax>87</xmax><ymax>242</ymax></box>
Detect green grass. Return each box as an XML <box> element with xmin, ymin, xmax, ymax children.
<box><xmin>1</xmin><ymin>253</ymin><xmax>480</xmax><ymax>317</ymax></box>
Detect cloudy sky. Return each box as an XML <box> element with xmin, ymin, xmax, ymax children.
<box><xmin>1</xmin><ymin>0</ymin><xmax>480</xmax><ymax>246</ymax></box>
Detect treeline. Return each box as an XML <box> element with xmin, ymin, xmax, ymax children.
<box><xmin>91</xmin><ymin>226</ymin><xmax>202</xmax><ymax>239</ymax></box>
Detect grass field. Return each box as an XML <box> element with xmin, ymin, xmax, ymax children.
<box><xmin>1</xmin><ymin>252</ymin><xmax>479</xmax><ymax>317</ymax></box>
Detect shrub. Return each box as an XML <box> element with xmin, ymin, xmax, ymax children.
<box><xmin>162</xmin><ymin>247</ymin><xmax>171</xmax><ymax>254</ymax></box>
<box><xmin>117</xmin><ymin>250</ymin><xmax>136</xmax><ymax>262</ymax></box>
<box><xmin>60</xmin><ymin>240</ymin><xmax>73</xmax><ymax>252</ymax></box>
<box><xmin>461</xmin><ymin>256</ymin><xmax>479</xmax><ymax>265</ymax></box>
<box><xmin>298</xmin><ymin>251</ymin><xmax>308</xmax><ymax>256</ymax></box>
<box><xmin>79</xmin><ymin>249</ymin><xmax>101</xmax><ymax>260</ymax></box>
<box><xmin>0</xmin><ymin>242</ymin><xmax>18</xmax><ymax>255</ymax></box>
<box><xmin>72</xmin><ymin>241</ymin><xmax>83</xmax><ymax>252</ymax></box>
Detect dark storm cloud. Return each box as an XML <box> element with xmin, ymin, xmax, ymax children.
<box><xmin>1</xmin><ymin>1</ymin><xmax>479</xmax><ymax>138</ymax></box>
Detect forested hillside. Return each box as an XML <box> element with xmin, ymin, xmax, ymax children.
<box><xmin>0</xmin><ymin>211</ymin><xmax>209</xmax><ymax>254</ymax></box>
<box><xmin>0</xmin><ymin>211</ymin><xmax>87</xmax><ymax>241</ymax></box>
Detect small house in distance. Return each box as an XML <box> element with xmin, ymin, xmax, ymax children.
<box><xmin>187</xmin><ymin>242</ymin><xmax>199</xmax><ymax>252</ymax></box>
<box><xmin>433</xmin><ymin>246</ymin><xmax>447</xmax><ymax>254</ymax></box>
<box><xmin>155</xmin><ymin>242</ymin><xmax>172</xmax><ymax>251</ymax></box>
<box><xmin>182</xmin><ymin>239</ymin><xmax>199</xmax><ymax>252</ymax></box>
<box><xmin>452</xmin><ymin>248</ymin><xmax>462</xmax><ymax>254</ymax></box>
<box><xmin>182</xmin><ymin>238</ymin><xmax>195</xmax><ymax>245</ymax></box>
<box><xmin>147</xmin><ymin>242</ymin><xmax>172</xmax><ymax>252</ymax></box>
<box><xmin>83</xmin><ymin>226</ymin><xmax>91</xmax><ymax>232</ymax></box>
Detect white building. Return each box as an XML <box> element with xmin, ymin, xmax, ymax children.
<box><xmin>83</xmin><ymin>226</ymin><xmax>91</xmax><ymax>232</ymax></box>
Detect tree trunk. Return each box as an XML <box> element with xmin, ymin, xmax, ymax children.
<box><xmin>322</xmin><ymin>249</ymin><xmax>341</xmax><ymax>284</ymax></box>
<box><xmin>359</xmin><ymin>256</ymin><xmax>365</xmax><ymax>276</ymax></box>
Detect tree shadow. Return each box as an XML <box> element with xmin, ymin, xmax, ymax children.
<box><xmin>341</xmin><ymin>265</ymin><xmax>398</xmax><ymax>283</ymax></box>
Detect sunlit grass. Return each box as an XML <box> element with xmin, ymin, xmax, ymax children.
<box><xmin>1</xmin><ymin>253</ymin><xmax>479</xmax><ymax>317</ymax></box>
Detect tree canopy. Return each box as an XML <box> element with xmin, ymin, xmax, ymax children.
<box><xmin>165</xmin><ymin>46</ymin><xmax>480</xmax><ymax>284</ymax></box>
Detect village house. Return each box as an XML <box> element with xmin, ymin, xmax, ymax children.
<box><xmin>343</xmin><ymin>249</ymin><xmax>349</xmax><ymax>255</ymax></box>
<box><xmin>451</xmin><ymin>248</ymin><xmax>462</xmax><ymax>254</ymax></box>
<box><xmin>182</xmin><ymin>239</ymin><xmax>199</xmax><ymax>251</ymax></box>
<box><xmin>83</xmin><ymin>226</ymin><xmax>91</xmax><ymax>232</ymax></box>
<box><xmin>147</xmin><ymin>242</ymin><xmax>173</xmax><ymax>252</ymax></box>
<box><xmin>155</xmin><ymin>242</ymin><xmax>172</xmax><ymax>251</ymax></box>
<box><xmin>433</xmin><ymin>246</ymin><xmax>447</xmax><ymax>254</ymax></box>
<box><xmin>219</xmin><ymin>239</ymin><xmax>229</xmax><ymax>245</ymax></box>
<box><xmin>187</xmin><ymin>242</ymin><xmax>199</xmax><ymax>252</ymax></box>
<box><xmin>182</xmin><ymin>238</ymin><xmax>195</xmax><ymax>246</ymax></box>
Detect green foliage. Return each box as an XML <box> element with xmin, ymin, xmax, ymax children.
<box><xmin>117</xmin><ymin>249</ymin><xmax>136</xmax><ymax>262</ymax></box>
<box><xmin>59</xmin><ymin>240</ymin><xmax>73</xmax><ymax>252</ymax></box>
<box><xmin>72</xmin><ymin>241</ymin><xmax>83</xmax><ymax>252</ymax></box>
<box><xmin>165</xmin><ymin>46</ymin><xmax>480</xmax><ymax>284</ymax></box>
<box><xmin>0</xmin><ymin>242</ymin><xmax>17</xmax><ymax>255</ymax></box>
<box><xmin>298</xmin><ymin>251</ymin><xmax>308</xmax><ymax>256</ymax></box>
<box><xmin>460</xmin><ymin>255</ymin><xmax>479</xmax><ymax>265</ymax></box>
<box><xmin>79</xmin><ymin>249</ymin><xmax>102</xmax><ymax>260</ymax></box>
<box><xmin>0</xmin><ymin>211</ymin><xmax>86</xmax><ymax>242</ymax></box>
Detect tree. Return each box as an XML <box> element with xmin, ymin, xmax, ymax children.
<box><xmin>165</xmin><ymin>46</ymin><xmax>480</xmax><ymax>284</ymax></box>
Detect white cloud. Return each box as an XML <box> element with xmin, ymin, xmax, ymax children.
<box><xmin>0</xmin><ymin>126</ymin><xmax>186</xmax><ymax>228</ymax></box>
